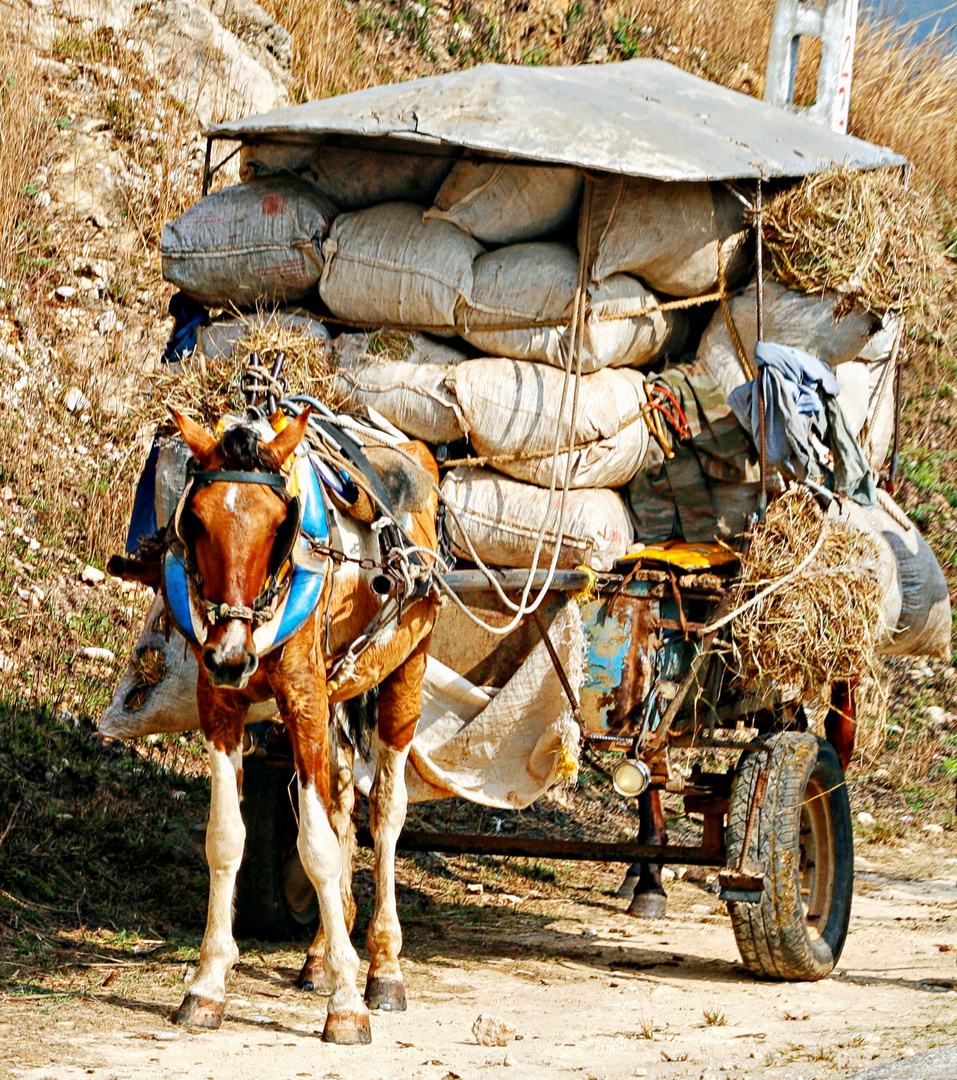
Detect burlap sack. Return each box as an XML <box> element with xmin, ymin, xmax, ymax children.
<box><xmin>161</xmin><ymin>176</ymin><xmax>338</xmax><ymax>306</ymax></box>
<box><xmin>319</xmin><ymin>202</ymin><xmax>484</xmax><ymax>328</ymax></box>
<box><xmin>447</xmin><ymin>360</ymin><xmax>650</xmax><ymax>488</ymax></box>
<box><xmin>584</xmin><ymin>176</ymin><xmax>752</xmax><ymax>296</ymax></box>
<box><xmin>426</xmin><ymin>160</ymin><xmax>582</xmax><ymax>244</ymax></box>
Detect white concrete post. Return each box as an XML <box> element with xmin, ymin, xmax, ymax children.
<box><xmin>764</xmin><ymin>0</ymin><xmax>860</xmax><ymax>133</ymax></box>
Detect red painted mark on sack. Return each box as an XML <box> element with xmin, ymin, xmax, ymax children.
<box><xmin>261</xmin><ymin>195</ymin><xmax>287</xmax><ymax>216</ymax></box>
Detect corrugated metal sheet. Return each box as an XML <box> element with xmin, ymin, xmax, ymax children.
<box><xmin>206</xmin><ymin>59</ymin><xmax>905</xmax><ymax>181</ymax></box>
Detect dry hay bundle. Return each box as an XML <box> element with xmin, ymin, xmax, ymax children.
<box><xmin>145</xmin><ymin>317</ymin><xmax>350</xmax><ymax>429</ymax></box>
<box><xmin>759</xmin><ymin>167</ymin><xmax>957</xmax><ymax>329</ymax></box>
<box><xmin>729</xmin><ymin>487</ymin><xmax>886</xmax><ymax>698</ymax></box>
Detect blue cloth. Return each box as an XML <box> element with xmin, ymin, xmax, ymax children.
<box><xmin>125</xmin><ymin>436</ymin><xmax>160</xmax><ymax>553</ymax></box>
<box><xmin>728</xmin><ymin>341</ymin><xmax>876</xmax><ymax>507</ymax></box>
<box><xmin>162</xmin><ymin>292</ymin><xmax>208</xmax><ymax>364</ymax></box>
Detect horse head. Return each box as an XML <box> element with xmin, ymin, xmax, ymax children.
<box><xmin>171</xmin><ymin>409</ymin><xmax>312</xmax><ymax>690</ymax></box>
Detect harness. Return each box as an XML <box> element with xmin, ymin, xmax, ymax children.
<box><xmin>164</xmin><ymin>450</ymin><xmax>330</xmax><ymax>653</ymax></box>
<box><xmin>162</xmin><ymin>416</ymin><xmax>438</xmax><ymax>669</ymax></box>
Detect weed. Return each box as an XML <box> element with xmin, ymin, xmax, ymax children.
<box><xmin>703</xmin><ymin>1007</ymin><xmax>727</xmax><ymax>1026</ymax></box>
<box><xmin>637</xmin><ymin>1014</ymin><xmax>656</xmax><ymax>1039</ymax></box>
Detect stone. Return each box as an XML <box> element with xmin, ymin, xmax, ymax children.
<box><xmin>80</xmin><ymin>564</ymin><xmax>106</xmax><ymax>585</ymax></box>
<box><xmin>857</xmin><ymin>812</ymin><xmax>876</xmax><ymax>826</ymax></box>
<box><xmin>922</xmin><ymin>823</ymin><xmax>944</xmax><ymax>835</ymax></box>
<box><xmin>55</xmin><ymin>285</ymin><xmax>77</xmax><ymax>300</ymax></box>
<box><xmin>80</xmin><ymin>646</ymin><xmax>115</xmax><ymax>663</ymax></box>
<box><xmin>63</xmin><ymin>386</ymin><xmax>91</xmax><ymax>412</ymax></box>
<box><xmin>97</xmin><ymin>310</ymin><xmax>118</xmax><ymax>334</ymax></box>
<box><xmin>472</xmin><ymin>1014</ymin><xmax>515</xmax><ymax>1047</ymax></box>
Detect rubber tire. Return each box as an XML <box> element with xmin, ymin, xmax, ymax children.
<box><xmin>233</xmin><ymin>755</ymin><xmax>319</xmax><ymax>941</ymax></box>
<box><xmin>726</xmin><ymin>732</ymin><xmax>853</xmax><ymax>981</ymax></box>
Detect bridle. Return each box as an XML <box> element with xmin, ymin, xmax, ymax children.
<box><xmin>171</xmin><ymin>459</ymin><xmax>303</xmax><ymax>630</ymax></box>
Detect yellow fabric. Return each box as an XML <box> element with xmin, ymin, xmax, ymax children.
<box><xmin>620</xmin><ymin>539</ymin><xmax>738</xmax><ymax>569</ymax></box>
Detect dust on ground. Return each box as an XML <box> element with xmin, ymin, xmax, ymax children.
<box><xmin>4</xmin><ymin>834</ymin><xmax>957</xmax><ymax>1080</ymax></box>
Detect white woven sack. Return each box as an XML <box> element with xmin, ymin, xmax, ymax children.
<box><xmin>697</xmin><ymin>280</ymin><xmax>881</xmax><ymax>399</ymax></box>
<box><xmin>198</xmin><ymin>308</ymin><xmax>330</xmax><ymax>360</ymax></box>
<box><xmin>586</xmin><ymin>176</ymin><xmax>752</xmax><ymax>296</ymax></box>
<box><xmin>99</xmin><ymin>594</ymin><xmax>278</xmax><ymax>739</ymax></box>
<box><xmin>459</xmin><ymin>242</ymin><xmax>682</xmax><ymax>371</ymax></box>
<box><xmin>239</xmin><ymin>144</ymin><xmax>454</xmax><ymax>209</ymax></box>
<box><xmin>833</xmin><ymin>490</ymin><xmax>951</xmax><ymax>659</ymax></box>
<box><xmin>331</xmin><ymin>332</ymin><xmax>468</xmax><ymax>443</ymax></box>
<box><xmin>447</xmin><ymin>360</ymin><xmax>650</xmax><ymax>488</ymax></box>
<box><xmin>426</xmin><ymin>161</ymin><xmax>583</xmax><ymax>244</ymax></box>
<box><xmin>319</xmin><ymin>202</ymin><xmax>484</xmax><ymax>328</ymax></box>
<box><xmin>441</xmin><ymin>466</ymin><xmax>633</xmax><ymax>572</ymax></box>
<box><xmin>161</xmin><ymin>176</ymin><xmax>338</xmax><ymax>307</ymax></box>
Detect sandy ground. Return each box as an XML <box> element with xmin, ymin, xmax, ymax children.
<box><xmin>5</xmin><ymin>842</ymin><xmax>957</xmax><ymax>1080</ymax></box>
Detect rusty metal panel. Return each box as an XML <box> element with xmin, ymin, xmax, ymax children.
<box><xmin>207</xmin><ymin>59</ymin><xmax>905</xmax><ymax>182</ymax></box>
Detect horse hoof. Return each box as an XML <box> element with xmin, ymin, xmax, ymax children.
<box><xmin>171</xmin><ymin>994</ymin><xmax>225</xmax><ymax>1029</ymax></box>
<box><xmin>616</xmin><ymin>874</ymin><xmax>639</xmax><ymax>899</ymax></box>
<box><xmin>365</xmin><ymin>975</ymin><xmax>407</xmax><ymax>1012</ymax></box>
<box><xmin>627</xmin><ymin>891</ymin><xmax>668</xmax><ymax>919</ymax></box>
<box><xmin>322</xmin><ymin>1010</ymin><xmax>372</xmax><ymax>1045</ymax></box>
<box><xmin>296</xmin><ymin>957</ymin><xmax>329</xmax><ymax>993</ymax></box>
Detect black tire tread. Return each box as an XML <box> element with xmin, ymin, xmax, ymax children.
<box><xmin>726</xmin><ymin>732</ymin><xmax>853</xmax><ymax>981</ymax></box>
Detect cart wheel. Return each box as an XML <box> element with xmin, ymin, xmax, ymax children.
<box><xmin>726</xmin><ymin>732</ymin><xmax>852</xmax><ymax>981</ymax></box>
<box><xmin>234</xmin><ymin>755</ymin><xmax>319</xmax><ymax>941</ymax></box>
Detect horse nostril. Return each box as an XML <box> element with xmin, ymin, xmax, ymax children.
<box><xmin>203</xmin><ymin>645</ymin><xmax>258</xmax><ymax>687</ymax></box>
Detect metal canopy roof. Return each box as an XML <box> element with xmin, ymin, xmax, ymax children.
<box><xmin>206</xmin><ymin>59</ymin><xmax>905</xmax><ymax>182</ymax></box>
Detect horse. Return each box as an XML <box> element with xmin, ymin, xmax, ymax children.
<box><xmin>160</xmin><ymin>407</ymin><xmax>440</xmax><ymax>1044</ymax></box>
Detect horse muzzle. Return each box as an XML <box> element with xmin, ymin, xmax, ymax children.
<box><xmin>202</xmin><ymin>633</ymin><xmax>260</xmax><ymax>689</ymax></box>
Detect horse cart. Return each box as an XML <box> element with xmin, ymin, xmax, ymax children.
<box><xmin>108</xmin><ymin>59</ymin><xmax>939</xmax><ymax>994</ymax></box>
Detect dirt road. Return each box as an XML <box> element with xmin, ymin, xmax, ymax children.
<box><xmin>5</xmin><ymin>839</ymin><xmax>957</xmax><ymax>1080</ymax></box>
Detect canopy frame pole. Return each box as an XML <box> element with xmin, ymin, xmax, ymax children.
<box><xmin>755</xmin><ymin>178</ymin><xmax>768</xmax><ymax>520</ymax></box>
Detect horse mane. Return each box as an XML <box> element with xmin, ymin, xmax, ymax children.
<box><xmin>219</xmin><ymin>424</ymin><xmax>275</xmax><ymax>471</ymax></box>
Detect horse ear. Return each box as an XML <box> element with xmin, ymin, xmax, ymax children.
<box><xmin>265</xmin><ymin>409</ymin><xmax>312</xmax><ymax>469</ymax></box>
<box><xmin>170</xmin><ymin>409</ymin><xmax>217</xmax><ymax>464</ymax></box>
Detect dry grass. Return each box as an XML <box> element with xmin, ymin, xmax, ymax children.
<box><xmin>760</xmin><ymin>166</ymin><xmax>957</xmax><ymax>329</ymax></box>
<box><xmin>730</xmin><ymin>488</ymin><xmax>886</xmax><ymax>699</ymax></box>
<box><xmin>146</xmin><ymin>318</ymin><xmax>348</xmax><ymax>429</ymax></box>
<box><xmin>257</xmin><ymin>0</ymin><xmax>365</xmax><ymax>99</ymax></box>
<box><xmin>0</xmin><ymin>14</ymin><xmax>53</xmax><ymax>286</ymax></box>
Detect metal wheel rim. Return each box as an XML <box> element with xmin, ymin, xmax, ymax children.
<box><xmin>799</xmin><ymin>773</ymin><xmax>835</xmax><ymax>941</ymax></box>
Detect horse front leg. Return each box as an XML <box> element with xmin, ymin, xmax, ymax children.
<box><xmin>297</xmin><ymin>720</ymin><xmax>358</xmax><ymax>993</ymax></box>
<box><xmin>274</xmin><ymin>661</ymin><xmax>370</xmax><ymax>1045</ymax></box>
<box><xmin>365</xmin><ymin>644</ymin><xmax>426</xmax><ymax>1012</ymax></box>
<box><xmin>173</xmin><ymin>694</ymin><xmax>247</xmax><ymax>1028</ymax></box>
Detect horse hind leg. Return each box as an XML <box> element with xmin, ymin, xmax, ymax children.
<box><xmin>173</xmin><ymin>739</ymin><xmax>245</xmax><ymax>1028</ymax></box>
<box><xmin>625</xmin><ymin>788</ymin><xmax>669</xmax><ymax>919</ymax></box>
<box><xmin>364</xmin><ymin>651</ymin><xmax>425</xmax><ymax>1013</ymax></box>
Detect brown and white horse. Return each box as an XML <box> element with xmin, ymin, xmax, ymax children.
<box><xmin>165</xmin><ymin>408</ymin><xmax>439</xmax><ymax>1044</ymax></box>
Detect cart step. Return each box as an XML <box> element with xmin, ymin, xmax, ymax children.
<box><xmin>719</xmin><ymin>887</ymin><xmax>764</xmax><ymax>904</ymax></box>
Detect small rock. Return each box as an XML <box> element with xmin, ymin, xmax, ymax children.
<box><xmin>80</xmin><ymin>646</ymin><xmax>115</xmax><ymax>663</ymax></box>
<box><xmin>151</xmin><ymin>1031</ymin><xmax>179</xmax><ymax>1041</ymax></box>
<box><xmin>472</xmin><ymin>1014</ymin><xmax>515</xmax><ymax>1047</ymax></box>
<box><xmin>857</xmin><ymin>812</ymin><xmax>876</xmax><ymax>826</ymax></box>
<box><xmin>466</xmin><ymin>882</ymin><xmax>484</xmax><ymax>895</ymax></box>
<box><xmin>923</xmin><ymin>823</ymin><xmax>944</xmax><ymax>835</ymax></box>
<box><xmin>80</xmin><ymin>564</ymin><xmax>105</xmax><ymax>585</ymax></box>
<box><xmin>55</xmin><ymin>285</ymin><xmax>76</xmax><ymax>300</ymax></box>
<box><xmin>683</xmin><ymin>865</ymin><xmax>710</xmax><ymax>882</ymax></box>
<box><xmin>1</xmin><ymin>486</ymin><xmax>13</xmax><ymax>501</ymax></box>
<box><xmin>63</xmin><ymin>386</ymin><xmax>91</xmax><ymax>412</ymax></box>
<box><xmin>661</xmin><ymin>867</ymin><xmax>676</xmax><ymax>882</ymax></box>
<box><xmin>503</xmin><ymin>1053</ymin><xmax>515</xmax><ymax>1067</ymax></box>
<box><xmin>581</xmin><ymin>928</ymin><xmax>598</xmax><ymax>939</ymax></box>
<box><xmin>97</xmin><ymin>310</ymin><xmax>118</xmax><ymax>334</ymax></box>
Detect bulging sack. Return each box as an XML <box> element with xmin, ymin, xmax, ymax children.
<box><xmin>426</xmin><ymin>161</ymin><xmax>583</xmax><ymax>244</ymax></box>
<box><xmin>447</xmin><ymin>360</ymin><xmax>650</xmax><ymax>488</ymax></box>
<box><xmin>240</xmin><ymin>144</ymin><xmax>454</xmax><ymax>209</ymax></box>
<box><xmin>99</xmin><ymin>595</ymin><xmax>278</xmax><ymax>739</ymax></box>
<box><xmin>161</xmin><ymin>176</ymin><xmax>338</xmax><ymax>307</ymax></box>
<box><xmin>441</xmin><ymin>466</ymin><xmax>633</xmax><ymax>572</ymax></box>
<box><xmin>835</xmin><ymin>490</ymin><xmax>951</xmax><ymax>658</ymax></box>
<box><xmin>459</xmin><ymin>242</ymin><xmax>684</xmax><ymax>370</ymax></box>
<box><xmin>697</xmin><ymin>280</ymin><xmax>881</xmax><ymax>399</ymax></box>
<box><xmin>585</xmin><ymin>176</ymin><xmax>752</xmax><ymax>296</ymax></box>
<box><xmin>331</xmin><ymin>332</ymin><xmax>468</xmax><ymax>444</ymax></box>
<box><xmin>319</xmin><ymin>202</ymin><xmax>485</xmax><ymax>328</ymax></box>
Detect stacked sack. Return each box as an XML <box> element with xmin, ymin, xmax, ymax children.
<box><xmin>160</xmin><ymin>149</ymin><xmax>916</xmax><ymax>599</ymax></box>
